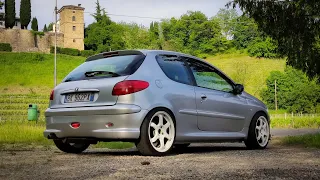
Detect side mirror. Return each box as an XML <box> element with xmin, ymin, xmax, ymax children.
<box><xmin>233</xmin><ymin>84</ymin><xmax>244</xmax><ymax>95</ymax></box>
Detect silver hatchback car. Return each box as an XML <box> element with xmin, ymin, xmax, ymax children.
<box><xmin>44</xmin><ymin>50</ymin><xmax>270</xmax><ymax>156</ymax></box>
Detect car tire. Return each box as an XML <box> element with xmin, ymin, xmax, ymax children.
<box><xmin>245</xmin><ymin>112</ymin><xmax>270</xmax><ymax>149</ymax></box>
<box><xmin>136</xmin><ymin>108</ymin><xmax>176</xmax><ymax>156</ymax></box>
<box><xmin>54</xmin><ymin>139</ymin><xmax>90</xmax><ymax>154</ymax></box>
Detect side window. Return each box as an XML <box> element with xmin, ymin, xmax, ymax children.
<box><xmin>156</xmin><ymin>55</ymin><xmax>191</xmax><ymax>85</ymax></box>
<box><xmin>72</xmin><ymin>16</ymin><xmax>76</xmax><ymax>21</ymax></box>
<box><xmin>185</xmin><ymin>58</ymin><xmax>234</xmax><ymax>92</ymax></box>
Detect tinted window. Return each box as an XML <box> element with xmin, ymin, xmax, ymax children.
<box><xmin>185</xmin><ymin>58</ymin><xmax>233</xmax><ymax>92</ymax></box>
<box><xmin>156</xmin><ymin>55</ymin><xmax>191</xmax><ymax>85</ymax></box>
<box><xmin>63</xmin><ymin>55</ymin><xmax>145</xmax><ymax>82</ymax></box>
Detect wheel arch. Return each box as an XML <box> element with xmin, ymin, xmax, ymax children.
<box><xmin>138</xmin><ymin>106</ymin><xmax>177</xmax><ymax>139</ymax></box>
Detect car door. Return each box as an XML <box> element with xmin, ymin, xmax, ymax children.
<box><xmin>184</xmin><ymin>57</ymin><xmax>249</xmax><ymax>132</ymax></box>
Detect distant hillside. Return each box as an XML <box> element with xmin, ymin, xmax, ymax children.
<box><xmin>0</xmin><ymin>52</ymin><xmax>285</xmax><ymax>98</ymax></box>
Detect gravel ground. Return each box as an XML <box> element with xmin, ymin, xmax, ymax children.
<box><xmin>1</xmin><ymin>142</ymin><xmax>320</xmax><ymax>180</ymax></box>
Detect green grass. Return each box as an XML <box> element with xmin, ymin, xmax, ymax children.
<box><xmin>270</xmin><ymin>117</ymin><xmax>320</xmax><ymax>128</ymax></box>
<box><xmin>0</xmin><ymin>52</ymin><xmax>286</xmax><ymax>97</ymax></box>
<box><xmin>207</xmin><ymin>53</ymin><xmax>285</xmax><ymax>99</ymax></box>
<box><xmin>280</xmin><ymin>133</ymin><xmax>320</xmax><ymax>148</ymax></box>
<box><xmin>93</xmin><ymin>142</ymin><xmax>134</xmax><ymax>149</ymax></box>
<box><xmin>0</xmin><ymin>121</ymin><xmax>51</xmax><ymax>145</ymax></box>
<box><xmin>0</xmin><ymin>121</ymin><xmax>134</xmax><ymax>150</ymax></box>
<box><xmin>0</xmin><ymin>52</ymin><xmax>85</xmax><ymax>94</ymax></box>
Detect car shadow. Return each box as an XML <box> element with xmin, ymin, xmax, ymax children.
<box><xmin>80</xmin><ymin>143</ymin><xmax>250</xmax><ymax>157</ymax></box>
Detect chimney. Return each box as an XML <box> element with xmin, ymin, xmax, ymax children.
<box><xmin>78</xmin><ymin>4</ymin><xmax>81</xmax><ymax>7</ymax></box>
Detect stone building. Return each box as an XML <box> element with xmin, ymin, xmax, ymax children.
<box><xmin>57</xmin><ymin>5</ymin><xmax>85</xmax><ymax>50</ymax></box>
<box><xmin>0</xmin><ymin>4</ymin><xmax>85</xmax><ymax>53</ymax></box>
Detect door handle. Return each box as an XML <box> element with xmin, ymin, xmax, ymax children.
<box><xmin>200</xmin><ymin>94</ymin><xmax>207</xmax><ymax>100</ymax></box>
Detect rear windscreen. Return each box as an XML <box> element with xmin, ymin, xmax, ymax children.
<box><xmin>62</xmin><ymin>55</ymin><xmax>145</xmax><ymax>82</ymax></box>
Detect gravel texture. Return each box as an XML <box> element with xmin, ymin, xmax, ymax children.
<box><xmin>1</xmin><ymin>143</ymin><xmax>320</xmax><ymax>180</ymax></box>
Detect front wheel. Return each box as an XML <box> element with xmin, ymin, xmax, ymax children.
<box><xmin>245</xmin><ymin>113</ymin><xmax>270</xmax><ymax>149</ymax></box>
<box><xmin>136</xmin><ymin>109</ymin><xmax>176</xmax><ymax>156</ymax></box>
<box><xmin>54</xmin><ymin>139</ymin><xmax>90</xmax><ymax>154</ymax></box>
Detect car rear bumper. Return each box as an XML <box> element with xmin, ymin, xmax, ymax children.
<box><xmin>43</xmin><ymin>104</ymin><xmax>148</xmax><ymax>140</ymax></box>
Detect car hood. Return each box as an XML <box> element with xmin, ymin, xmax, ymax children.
<box><xmin>242</xmin><ymin>92</ymin><xmax>267</xmax><ymax>110</ymax></box>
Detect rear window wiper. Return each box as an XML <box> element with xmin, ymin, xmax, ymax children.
<box><xmin>84</xmin><ymin>71</ymin><xmax>120</xmax><ymax>77</ymax></box>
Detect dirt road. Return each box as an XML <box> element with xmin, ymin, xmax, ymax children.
<box><xmin>1</xmin><ymin>142</ymin><xmax>320</xmax><ymax>180</ymax></box>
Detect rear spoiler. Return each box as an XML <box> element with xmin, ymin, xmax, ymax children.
<box><xmin>86</xmin><ymin>50</ymin><xmax>145</xmax><ymax>62</ymax></box>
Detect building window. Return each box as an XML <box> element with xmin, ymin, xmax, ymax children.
<box><xmin>72</xmin><ymin>16</ymin><xmax>76</xmax><ymax>21</ymax></box>
<box><xmin>73</xmin><ymin>26</ymin><xmax>76</xmax><ymax>31</ymax></box>
<box><xmin>73</xmin><ymin>10</ymin><xmax>76</xmax><ymax>13</ymax></box>
<box><xmin>73</xmin><ymin>39</ymin><xmax>76</xmax><ymax>43</ymax></box>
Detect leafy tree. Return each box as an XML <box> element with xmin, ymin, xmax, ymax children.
<box><xmin>43</xmin><ymin>24</ymin><xmax>47</xmax><ymax>32</ymax></box>
<box><xmin>215</xmin><ymin>8</ymin><xmax>238</xmax><ymax>40</ymax></box>
<box><xmin>85</xmin><ymin>3</ymin><xmax>124</xmax><ymax>52</ymax></box>
<box><xmin>0</xmin><ymin>1</ymin><xmax>4</xmax><ymax>10</ymax></box>
<box><xmin>161</xmin><ymin>11</ymin><xmax>228</xmax><ymax>55</ymax></box>
<box><xmin>5</xmin><ymin>0</ymin><xmax>16</xmax><ymax>28</ymax></box>
<box><xmin>20</xmin><ymin>0</ymin><xmax>31</xmax><ymax>29</ymax></box>
<box><xmin>247</xmin><ymin>37</ymin><xmax>278</xmax><ymax>58</ymax></box>
<box><xmin>31</xmin><ymin>17</ymin><xmax>38</xmax><ymax>31</ymax></box>
<box><xmin>47</xmin><ymin>23</ymin><xmax>53</xmax><ymax>31</ymax></box>
<box><xmin>230</xmin><ymin>0</ymin><xmax>320</xmax><ymax>80</ymax></box>
<box><xmin>232</xmin><ymin>15</ymin><xmax>260</xmax><ymax>49</ymax></box>
<box><xmin>121</xmin><ymin>23</ymin><xmax>151</xmax><ymax>49</ymax></box>
<box><xmin>261</xmin><ymin>67</ymin><xmax>320</xmax><ymax>113</ymax></box>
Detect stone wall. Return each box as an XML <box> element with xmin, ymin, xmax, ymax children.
<box><xmin>0</xmin><ymin>29</ymin><xmax>64</xmax><ymax>53</ymax></box>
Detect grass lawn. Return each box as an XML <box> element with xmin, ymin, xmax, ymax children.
<box><xmin>280</xmin><ymin>134</ymin><xmax>320</xmax><ymax>148</ymax></box>
<box><xmin>0</xmin><ymin>52</ymin><xmax>286</xmax><ymax>98</ymax></box>
<box><xmin>207</xmin><ymin>53</ymin><xmax>285</xmax><ymax>99</ymax></box>
<box><xmin>0</xmin><ymin>121</ymin><xmax>134</xmax><ymax>150</ymax></box>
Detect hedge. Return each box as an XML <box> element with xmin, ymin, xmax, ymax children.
<box><xmin>80</xmin><ymin>50</ymin><xmax>96</xmax><ymax>57</ymax></box>
<box><xmin>50</xmin><ymin>47</ymin><xmax>96</xmax><ymax>57</ymax></box>
<box><xmin>0</xmin><ymin>43</ymin><xmax>12</xmax><ymax>52</ymax></box>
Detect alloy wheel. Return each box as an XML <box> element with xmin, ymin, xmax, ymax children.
<box><xmin>148</xmin><ymin>111</ymin><xmax>175</xmax><ymax>152</ymax></box>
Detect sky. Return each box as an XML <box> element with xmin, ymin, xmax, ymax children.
<box><xmin>13</xmin><ymin>0</ymin><xmax>232</xmax><ymax>29</ymax></box>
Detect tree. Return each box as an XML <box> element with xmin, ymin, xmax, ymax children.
<box><xmin>230</xmin><ymin>0</ymin><xmax>320</xmax><ymax>81</ymax></box>
<box><xmin>160</xmin><ymin>11</ymin><xmax>228</xmax><ymax>55</ymax></box>
<box><xmin>215</xmin><ymin>8</ymin><xmax>238</xmax><ymax>40</ymax></box>
<box><xmin>5</xmin><ymin>0</ymin><xmax>16</xmax><ymax>28</ymax></box>
<box><xmin>47</xmin><ymin>23</ymin><xmax>54</xmax><ymax>31</ymax></box>
<box><xmin>43</xmin><ymin>24</ymin><xmax>48</xmax><ymax>32</ymax></box>
<box><xmin>0</xmin><ymin>1</ymin><xmax>4</xmax><ymax>10</ymax></box>
<box><xmin>232</xmin><ymin>15</ymin><xmax>260</xmax><ymax>49</ymax></box>
<box><xmin>85</xmin><ymin>2</ymin><xmax>124</xmax><ymax>52</ymax></box>
<box><xmin>261</xmin><ymin>67</ymin><xmax>320</xmax><ymax>113</ymax></box>
<box><xmin>31</xmin><ymin>17</ymin><xmax>38</xmax><ymax>31</ymax></box>
<box><xmin>20</xmin><ymin>0</ymin><xmax>31</xmax><ymax>29</ymax></box>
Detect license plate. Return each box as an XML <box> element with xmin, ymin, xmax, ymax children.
<box><xmin>64</xmin><ymin>93</ymin><xmax>94</xmax><ymax>103</ymax></box>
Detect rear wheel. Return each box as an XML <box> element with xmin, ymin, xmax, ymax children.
<box><xmin>136</xmin><ymin>109</ymin><xmax>176</xmax><ymax>156</ymax></box>
<box><xmin>54</xmin><ymin>139</ymin><xmax>90</xmax><ymax>154</ymax></box>
<box><xmin>245</xmin><ymin>113</ymin><xmax>270</xmax><ymax>149</ymax></box>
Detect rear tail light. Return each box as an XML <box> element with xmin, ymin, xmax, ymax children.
<box><xmin>50</xmin><ymin>90</ymin><xmax>54</xmax><ymax>100</ymax></box>
<box><xmin>112</xmin><ymin>80</ymin><xmax>149</xmax><ymax>96</ymax></box>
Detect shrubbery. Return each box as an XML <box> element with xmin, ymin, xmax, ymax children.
<box><xmin>80</xmin><ymin>50</ymin><xmax>96</xmax><ymax>57</ymax></box>
<box><xmin>0</xmin><ymin>43</ymin><xmax>12</xmax><ymax>52</ymax></box>
<box><xmin>50</xmin><ymin>47</ymin><xmax>96</xmax><ymax>57</ymax></box>
<box><xmin>261</xmin><ymin>67</ymin><xmax>320</xmax><ymax>113</ymax></box>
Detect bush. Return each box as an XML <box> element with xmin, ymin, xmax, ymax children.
<box><xmin>247</xmin><ymin>37</ymin><xmax>278</xmax><ymax>58</ymax></box>
<box><xmin>60</xmin><ymin>48</ymin><xmax>80</xmax><ymax>56</ymax></box>
<box><xmin>0</xmin><ymin>43</ymin><xmax>12</xmax><ymax>52</ymax></box>
<box><xmin>80</xmin><ymin>50</ymin><xmax>96</xmax><ymax>57</ymax></box>
<box><xmin>50</xmin><ymin>47</ymin><xmax>80</xmax><ymax>56</ymax></box>
<box><xmin>32</xmin><ymin>54</ymin><xmax>45</xmax><ymax>62</ymax></box>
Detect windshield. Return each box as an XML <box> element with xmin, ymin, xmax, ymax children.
<box><xmin>63</xmin><ymin>55</ymin><xmax>145</xmax><ymax>82</ymax></box>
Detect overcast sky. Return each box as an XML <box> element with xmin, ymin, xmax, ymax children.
<box><xmin>13</xmin><ymin>0</ymin><xmax>232</xmax><ymax>29</ymax></box>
